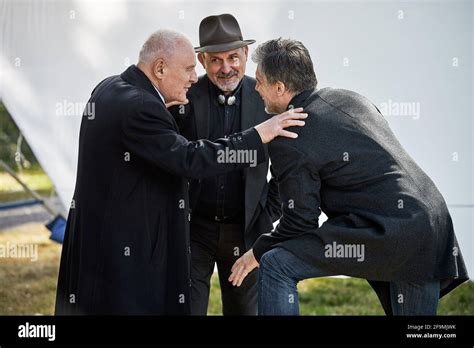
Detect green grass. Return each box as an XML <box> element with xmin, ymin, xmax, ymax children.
<box><xmin>0</xmin><ymin>224</ymin><xmax>62</xmax><ymax>315</ymax></box>
<box><xmin>298</xmin><ymin>277</ymin><xmax>385</xmax><ymax>315</ymax></box>
<box><xmin>0</xmin><ymin>223</ymin><xmax>472</xmax><ymax>315</ymax></box>
<box><xmin>208</xmin><ymin>269</ymin><xmax>474</xmax><ymax>315</ymax></box>
<box><xmin>0</xmin><ymin>166</ymin><xmax>54</xmax><ymax>202</ymax></box>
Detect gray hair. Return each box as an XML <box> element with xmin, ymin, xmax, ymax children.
<box><xmin>138</xmin><ymin>29</ymin><xmax>190</xmax><ymax>64</ymax></box>
<box><xmin>252</xmin><ymin>38</ymin><xmax>317</xmax><ymax>94</ymax></box>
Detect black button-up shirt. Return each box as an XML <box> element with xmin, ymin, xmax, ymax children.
<box><xmin>193</xmin><ymin>80</ymin><xmax>245</xmax><ymax>223</ymax></box>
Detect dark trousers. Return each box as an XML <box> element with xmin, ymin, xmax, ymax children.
<box><xmin>190</xmin><ymin>215</ymin><xmax>258</xmax><ymax>315</ymax></box>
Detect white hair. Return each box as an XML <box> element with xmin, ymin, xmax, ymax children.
<box><xmin>138</xmin><ymin>29</ymin><xmax>191</xmax><ymax>64</ymax></box>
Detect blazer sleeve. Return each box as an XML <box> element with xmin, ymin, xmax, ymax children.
<box><xmin>121</xmin><ymin>95</ymin><xmax>265</xmax><ymax>179</ymax></box>
<box><xmin>252</xmin><ymin>142</ymin><xmax>321</xmax><ymax>262</ymax></box>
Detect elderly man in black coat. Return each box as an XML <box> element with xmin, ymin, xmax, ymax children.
<box><xmin>229</xmin><ymin>38</ymin><xmax>469</xmax><ymax>315</ymax></box>
<box><xmin>54</xmin><ymin>30</ymin><xmax>307</xmax><ymax>315</ymax></box>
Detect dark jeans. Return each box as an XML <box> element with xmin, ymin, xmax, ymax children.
<box><xmin>190</xmin><ymin>216</ymin><xmax>257</xmax><ymax>315</ymax></box>
<box><xmin>258</xmin><ymin>247</ymin><xmax>440</xmax><ymax>315</ymax></box>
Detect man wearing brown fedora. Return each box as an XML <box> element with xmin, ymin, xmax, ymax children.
<box><xmin>171</xmin><ymin>14</ymin><xmax>281</xmax><ymax>315</ymax></box>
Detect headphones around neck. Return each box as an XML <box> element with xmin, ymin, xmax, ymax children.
<box><xmin>217</xmin><ymin>82</ymin><xmax>242</xmax><ymax>106</ymax></box>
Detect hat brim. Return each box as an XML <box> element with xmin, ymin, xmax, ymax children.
<box><xmin>194</xmin><ymin>39</ymin><xmax>255</xmax><ymax>53</ymax></box>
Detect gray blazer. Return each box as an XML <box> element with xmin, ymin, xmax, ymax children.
<box><xmin>253</xmin><ymin>87</ymin><xmax>469</xmax><ymax>314</ymax></box>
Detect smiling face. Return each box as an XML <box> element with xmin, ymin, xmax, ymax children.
<box><xmin>198</xmin><ymin>46</ymin><xmax>248</xmax><ymax>93</ymax></box>
<box><xmin>157</xmin><ymin>40</ymin><xmax>198</xmax><ymax>103</ymax></box>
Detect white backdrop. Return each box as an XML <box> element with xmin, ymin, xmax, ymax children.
<box><xmin>0</xmin><ymin>0</ymin><xmax>472</xmax><ymax>276</ymax></box>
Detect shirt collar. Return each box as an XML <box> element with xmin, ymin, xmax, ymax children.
<box><xmin>151</xmin><ymin>83</ymin><xmax>166</xmax><ymax>104</ymax></box>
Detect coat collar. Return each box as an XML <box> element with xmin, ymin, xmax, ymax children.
<box><xmin>120</xmin><ymin>65</ymin><xmax>165</xmax><ymax>106</ymax></box>
<box><xmin>191</xmin><ymin>75</ymin><xmax>211</xmax><ymax>139</ymax></box>
<box><xmin>287</xmin><ymin>88</ymin><xmax>320</xmax><ymax>110</ymax></box>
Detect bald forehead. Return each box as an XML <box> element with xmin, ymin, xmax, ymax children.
<box><xmin>175</xmin><ymin>37</ymin><xmax>193</xmax><ymax>52</ymax></box>
<box><xmin>172</xmin><ymin>39</ymin><xmax>195</xmax><ymax>58</ymax></box>
<box><xmin>169</xmin><ymin>39</ymin><xmax>196</xmax><ymax>68</ymax></box>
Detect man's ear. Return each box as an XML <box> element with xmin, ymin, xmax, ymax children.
<box><xmin>242</xmin><ymin>46</ymin><xmax>249</xmax><ymax>60</ymax></box>
<box><xmin>197</xmin><ymin>53</ymin><xmax>206</xmax><ymax>68</ymax></box>
<box><xmin>276</xmin><ymin>81</ymin><xmax>286</xmax><ymax>96</ymax></box>
<box><xmin>153</xmin><ymin>58</ymin><xmax>165</xmax><ymax>80</ymax></box>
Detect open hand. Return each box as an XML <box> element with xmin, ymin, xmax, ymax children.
<box><xmin>254</xmin><ymin>107</ymin><xmax>307</xmax><ymax>144</ymax></box>
<box><xmin>228</xmin><ymin>249</ymin><xmax>259</xmax><ymax>287</ymax></box>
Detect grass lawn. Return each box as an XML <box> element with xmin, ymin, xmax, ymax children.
<box><xmin>1</xmin><ymin>223</ymin><xmax>471</xmax><ymax>315</ymax></box>
<box><xmin>0</xmin><ymin>224</ymin><xmax>62</xmax><ymax>315</ymax></box>
<box><xmin>0</xmin><ymin>166</ymin><xmax>54</xmax><ymax>202</ymax></box>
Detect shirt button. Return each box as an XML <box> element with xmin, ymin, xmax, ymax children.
<box><xmin>220</xmin><ymin>185</ymin><xmax>224</xmax><ymax>190</ymax></box>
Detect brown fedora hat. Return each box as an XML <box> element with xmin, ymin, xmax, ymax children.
<box><xmin>194</xmin><ymin>13</ymin><xmax>255</xmax><ymax>53</ymax></box>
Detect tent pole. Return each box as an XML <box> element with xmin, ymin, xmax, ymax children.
<box><xmin>0</xmin><ymin>159</ymin><xmax>56</xmax><ymax>216</ymax></box>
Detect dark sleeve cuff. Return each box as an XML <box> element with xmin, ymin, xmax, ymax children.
<box><xmin>230</xmin><ymin>127</ymin><xmax>266</xmax><ymax>165</ymax></box>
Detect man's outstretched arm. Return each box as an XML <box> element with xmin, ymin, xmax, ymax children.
<box><xmin>122</xmin><ymin>97</ymin><xmax>307</xmax><ymax>179</ymax></box>
<box><xmin>229</xmin><ymin>146</ymin><xmax>322</xmax><ymax>286</ymax></box>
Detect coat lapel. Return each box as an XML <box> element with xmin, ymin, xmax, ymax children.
<box><xmin>241</xmin><ymin>76</ymin><xmax>263</xmax><ymax>231</ymax></box>
<box><xmin>192</xmin><ymin>76</ymin><xmax>211</xmax><ymax>139</ymax></box>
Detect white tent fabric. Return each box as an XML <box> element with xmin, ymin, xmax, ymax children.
<box><xmin>0</xmin><ymin>0</ymin><xmax>472</xmax><ymax>277</ymax></box>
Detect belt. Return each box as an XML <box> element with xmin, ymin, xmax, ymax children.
<box><xmin>192</xmin><ymin>212</ymin><xmax>243</xmax><ymax>225</ymax></box>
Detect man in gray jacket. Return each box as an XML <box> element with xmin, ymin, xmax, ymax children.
<box><xmin>229</xmin><ymin>38</ymin><xmax>469</xmax><ymax>315</ymax></box>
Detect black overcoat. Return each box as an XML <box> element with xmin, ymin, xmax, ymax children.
<box><xmin>55</xmin><ymin>65</ymin><xmax>265</xmax><ymax>315</ymax></box>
